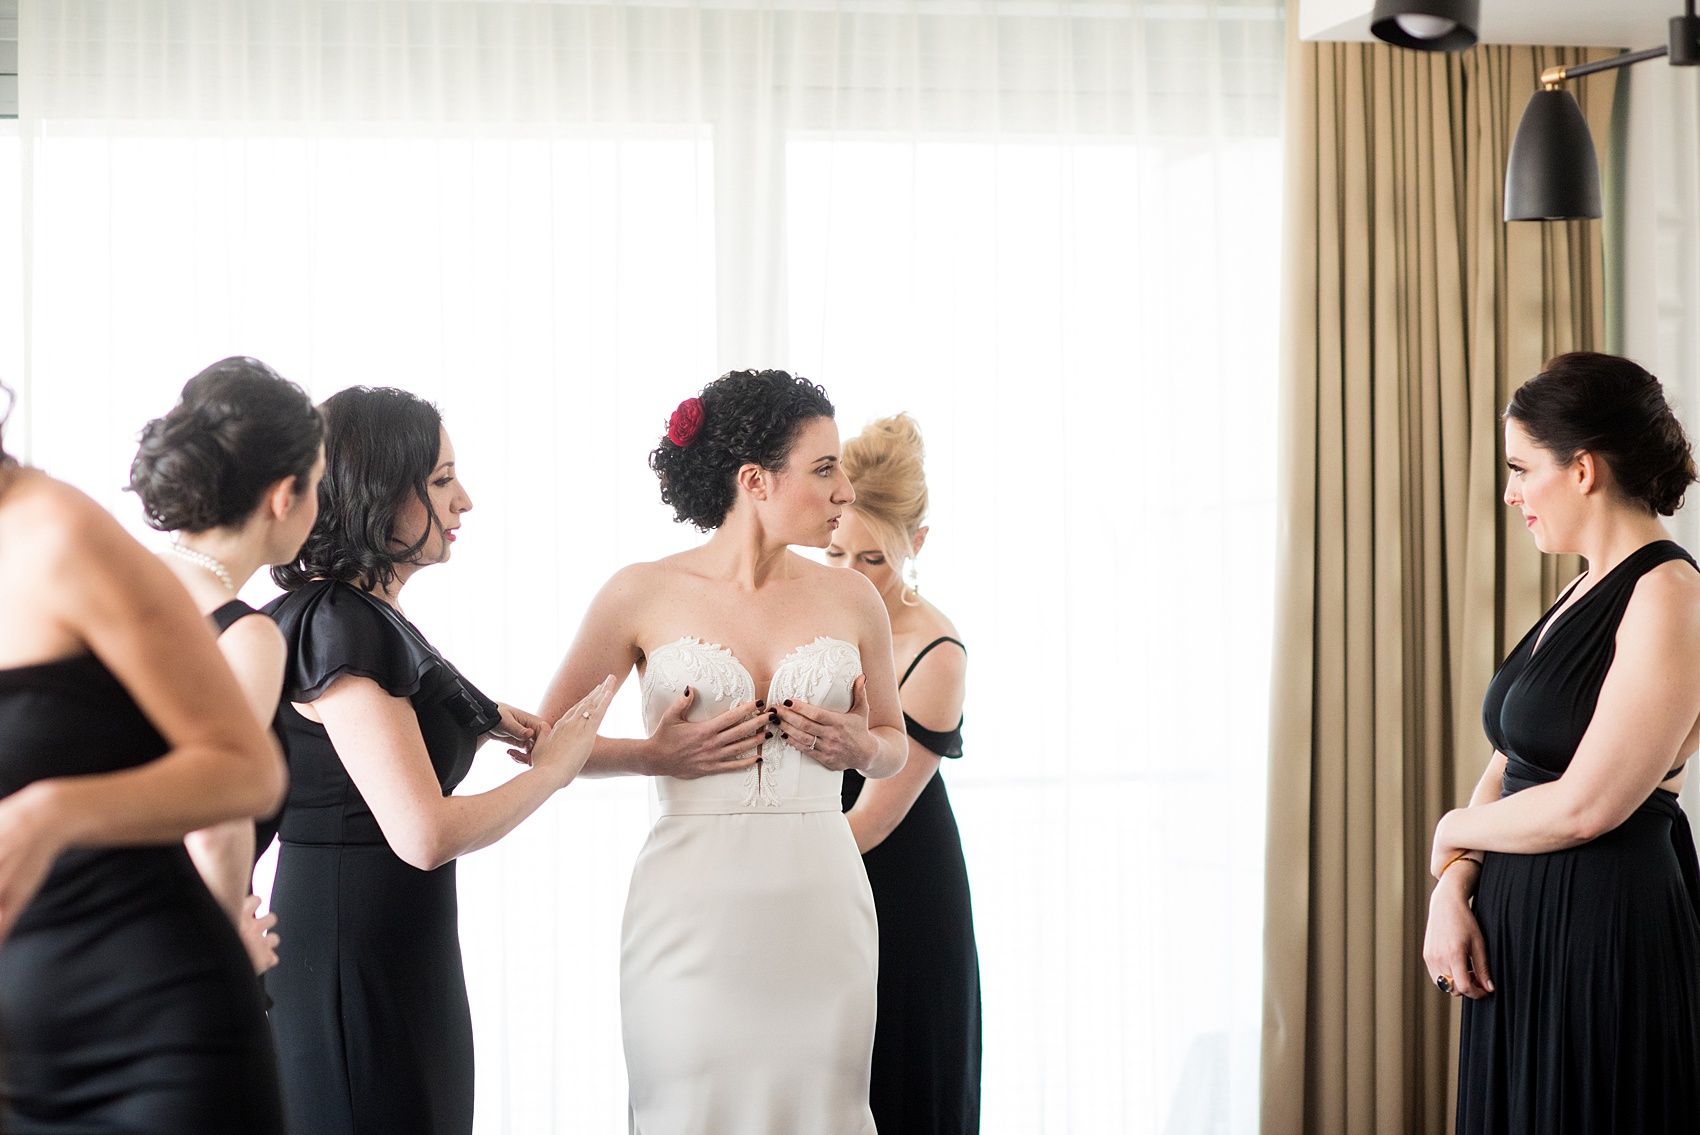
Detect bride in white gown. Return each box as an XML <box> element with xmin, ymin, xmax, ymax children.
<box><xmin>541</xmin><ymin>370</ymin><xmax>909</xmax><ymax>1135</ymax></box>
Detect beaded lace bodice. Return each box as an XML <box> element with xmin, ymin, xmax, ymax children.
<box><xmin>640</xmin><ymin>636</ymin><xmax>862</xmax><ymax>810</ymax></box>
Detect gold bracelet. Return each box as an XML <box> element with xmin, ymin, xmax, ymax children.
<box><xmin>1439</xmin><ymin>851</ymin><xmax>1480</xmax><ymax>877</ymax></box>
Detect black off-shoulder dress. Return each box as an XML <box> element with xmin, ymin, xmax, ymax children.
<box><xmin>0</xmin><ymin>652</ymin><xmax>283</xmax><ymax>1134</ymax></box>
<box><xmin>842</xmin><ymin>636</ymin><xmax>983</xmax><ymax>1134</ymax></box>
<box><xmin>1460</xmin><ymin>540</ymin><xmax>1700</xmax><ymax>1134</ymax></box>
<box><xmin>263</xmin><ymin>580</ymin><xmax>501</xmax><ymax>1135</ymax></box>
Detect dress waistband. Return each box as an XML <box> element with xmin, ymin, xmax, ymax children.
<box><xmin>657</xmin><ymin>794</ymin><xmax>843</xmax><ymax>817</ymax></box>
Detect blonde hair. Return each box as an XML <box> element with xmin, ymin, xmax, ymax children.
<box><xmin>840</xmin><ymin>413</ymin><xmax>929</xmax><ymax>584</ymax></box>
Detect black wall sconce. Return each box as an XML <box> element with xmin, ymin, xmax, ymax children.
<box><xmin>1374</xmin><ymin>1</ymin><xmax>1700</xmax><ymax>222</ymax></box>
<box><xmin>1505</xmin><ymin>7</ymin><xmax>1700</xmax><ymax>221</ymax></box>
<box><xmin>1369</xmin><ymin>0</ymin><xmax>1479</xmax><ymax>53</ymax></box>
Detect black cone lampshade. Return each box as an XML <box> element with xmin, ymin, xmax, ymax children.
<box><xmin>1504</xmin><ymin>88</ymin><xmax>1602</xmax><ymax>221</ymax></box>
<box><xmin>1370</xmin><ymin>0</ymin><xmax>1480</xmax><ymax>52</ymax></box>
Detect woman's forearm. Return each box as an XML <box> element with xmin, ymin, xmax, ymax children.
<box><xmin>847</xmin><ymin>749</ymin><xmax>940</xmax><ymax>853</ymax></box>
<box><xmin>185</xmin><ymin>819</ymin><xmax>257</xmax><ymax>919</ymax></box>
<box><xmin>33</xmin><ymin>742</ymin><xmax>283</xmax><ymax>852</ymax></box>
<box><xmin>1442</xmin><ymin>781</ymin><xmax>1598</xmax><ymax>857</ymax></box>
<box><xmin>1467</xmin><ymin>753</ymin><xmax>1507</xmax><ymax>808</ymax></box>
<box><xmin>404</xmin><ymin>765</ymin><xmax>571</xmax><ymax>870</ymax></box>
<box><xmin>579</xmin><ymin>737</ymin><xmax>653</xmax><ymax>778</ymax></box>
<box><xmin>859</xmin><ymin>727</ymin><xmax>909</xmax><ymax>780</ymax></box>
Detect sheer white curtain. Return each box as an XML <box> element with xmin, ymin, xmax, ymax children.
<box><xmin>12</xmin><ymin>3</ymin><xmax>1284</xmax><ymax>1131</ymax></box>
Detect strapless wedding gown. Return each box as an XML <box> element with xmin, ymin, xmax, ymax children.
<box><xmin>624</xmin><ymin>636</ymin><xmax>878</xmax><ymax>1135</ymax></box>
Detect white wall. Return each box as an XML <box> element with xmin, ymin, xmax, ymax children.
<box><xmin>1617</xmin><ymin>62</ymin><xmax>1700</xmax><ymax>810</ymax></box>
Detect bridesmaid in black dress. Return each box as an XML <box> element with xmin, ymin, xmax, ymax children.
<box><xmin>1424</xmin><ymin>353</ymin><xmax>1700</xmax><ymax>1134</ymax></box>
<box><xmin>131</xmin><ymin>356</ymin><xmax>326</xmax><ymax>976</ymax></box>
<box><xmin>831</xmin><ymin>413</ymin><xmax>982</xmax><ymax>1134</ymax></box>
<box><xmin>0</xmin><ymin>384</ymin><xmax>288</xmax><ymax>1132</ymax></box>
<box><xmin>263</xmin><ymin>385</ymin><xmax>613</xmax><ymax>1135</ymax></box>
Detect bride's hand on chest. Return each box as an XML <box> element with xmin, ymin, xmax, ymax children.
<box><xmin>646</xmin><ymin>691</ymin><xmax>772</xmax><ymax>780</ymax></box>
<box><xmin>768</xmin><ymin>675</ymin><xmax>877</xmax><ymax>773</ymax></box>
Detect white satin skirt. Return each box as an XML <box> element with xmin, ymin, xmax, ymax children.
<box><xmin>621</xmin><ymin>804</ymin><xmax>878</xmax><ymax>1135</ymax></box>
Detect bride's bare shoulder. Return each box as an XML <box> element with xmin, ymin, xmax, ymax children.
<box><xmin>587</xmin><ymin>556</ymin><xmax>705</xmax><ymax>620</ymax></box>
<box><xmin>790</xmin><ymin>553</ymin><xmax>883</xmax><ymax>609</ymax></box>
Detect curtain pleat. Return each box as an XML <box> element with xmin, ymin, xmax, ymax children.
<box><xmin>1263</xmin><ymin>22</ymin><xmax>1614</xmax><ymax>1135</ymax></box>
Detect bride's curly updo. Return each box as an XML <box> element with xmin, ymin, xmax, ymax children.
<box><xmin>841</xmin><ymin>413</ymin><xmax>928</xmax><ymax>569</ymax></box>
<box><xmin>649</xmin><ymin>369</ymin><xmax>835</xmax><ymax>531</ymax></box>
<box><xmin>1506</xmin><ymin>352</ymin><xmax>1697</xmax><ymax>516</ymax></box>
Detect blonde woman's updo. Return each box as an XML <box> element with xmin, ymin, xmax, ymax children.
<box><xmin>841</xmin><ymin>413</ymin><xmax>929</xmax><ymax>579</ymax></box>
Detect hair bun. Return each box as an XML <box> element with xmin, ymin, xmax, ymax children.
<box><xmin>1506</xmin><ymin>352</ymin><xmax>1696</xmax><ymax>517</ymax></box>
<box><xmin>841</xmin><ymin>413</ymin><xmax>929</xmax><ymax>567</ymax></box>
<box><xmin>129</xmin><ymin>357</ymin><xmax>323</xmax><ymax>534</ymax></box>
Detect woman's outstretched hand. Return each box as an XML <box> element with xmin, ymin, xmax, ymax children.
<box><xmin>644</xmin><ymin>691</ymin><xmax>771</xmax><ymax>780</ymax></box>
<box><xmin>529</xmin><ymin>677</ymin><xmax>616</xmax><ymax>788</ymax></box>
<box><xmin>768</xmin><ymin>675</ymin><xmax>878</xmax><ymax>773</ymax></box>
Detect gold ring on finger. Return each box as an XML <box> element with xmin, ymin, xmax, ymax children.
<box><xmin>1435</xmin><ymin>974</ymin><xmax>1455</xmax><ymax>996</ymax></box>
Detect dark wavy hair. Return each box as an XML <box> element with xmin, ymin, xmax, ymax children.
<box><xmin>129</xmin><ymin>358</ymin><xmax>323</xmax><ymax>533</ymax></box>
<box><xmin>1506</xmin><ymin>352</ymin><xmax>1697</xmax><ymax>517</ymax></box>
<box><xmin>649</xmin><ymin>370</ymin><xmax>836</xmax><ymax>531</ymax></box>
<box><xmin>272</xmin><ymin>386</ymin><xmax>444</xmax><ymax>592</ymax></box>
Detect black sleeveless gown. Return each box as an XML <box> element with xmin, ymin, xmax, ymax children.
<box><xmin>0</xmin><ymin>652</ymin><xmax>284</xmax><ymax>1134</ymax></box>
<box><xmin>1460</xmin><ymin>540</ymin><xmax>1700</xmax><ymax>1134</ymax></box>
<box><xmin>263</xmin><ymin>580</ymin><xmax>502</xmax><ymax>1135</ymax></box>
<box><xmin>208</xmin><ymin>598</ymin><xmax>280</xmax><ymax>1012</ymax></box>
<box><xmin>208</xmin><ymin>599</ymin><xmax>285</xmax><ymax>863</ymax></box>
<box><xmin>842</xmin><ymin>636</ymin><xmax>982</xmax><ymax>1134</ymax></box>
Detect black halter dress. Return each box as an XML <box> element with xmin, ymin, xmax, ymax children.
<box><xmin>263</xmin><ymin>580</ymin><xmax>500</xmax><ymax>1135</ymax></box>
<box><xmin>1460</xmin><ymin>540</ymin><xmax>1700</xmax><ymax>1134</ymax></box>
<box><xmin>0</xmin><ymin>652</ymin><xmax>284</xmax><ymax>1134</ymax></box>
<box><xmin>842</xmin><ymin>636</ymin><xmax>983</xmax><ymax>1134</ymax></box>
<box><xmin>208</xmin><ymin>599</ymin><xmax>285</xmax><ymax>863</ymax></box>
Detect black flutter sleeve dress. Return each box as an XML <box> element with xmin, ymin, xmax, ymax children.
<box><xmin>262</xmin><ymin>579</ymin><xmax>501</xmax><ymax>1135</ymax></box>
<box><xmin>1459</xmin><ymin>540</ymin><xmax>1700</xmax><ymax>1134</ymax></box>
<box><xmin>841</xmin><ymin>635</ymin><xmax>983</xmax><ymax>1134</ymax></box>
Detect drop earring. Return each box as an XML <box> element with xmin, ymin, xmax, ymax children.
<box><xmin>902</xmin><ymin>560</ymin><xmax>921</xmax><ymax>606</ymax></box>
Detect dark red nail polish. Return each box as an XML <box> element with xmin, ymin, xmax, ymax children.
<box><xmin>783</xmin><ymin>699</ymin><xmax>793</xmax><ymax>707</ymax></box>
<box><xmin>684</xmin><ymin>687</ymin><xmax>692</xmax><ymax>697</ymax></box>
<box><xmin>781</xmin><ymin>732</ymin><xmax>789</xmax><ymax>739</ymax></box>
<box><xmin>756</xmin><ymin>699</ymin><xmax>765</xmax><ymax>708</ymax></box>
<box><xmin>765</xmin><ymin>731</ymin><xmax>773</xmax><ymax>739</ymax></box>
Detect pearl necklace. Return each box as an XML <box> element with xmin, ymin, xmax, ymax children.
<box><xmin>168</xmin><ymin>542</ymin><xmax>236</xmax><ymax>593</ymax></box>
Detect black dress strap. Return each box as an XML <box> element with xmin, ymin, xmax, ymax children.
<box><xmin>209</xmin><ymin>599</ymin><xmax>261</xmax><ymax>636</ymax></box>
<box><xmin>900</xmin><ymin>637</ymin><xmax>965</xmax><ymax>687</ymax></box>
<box><xmin>898</xmin><ymin>637</ymin><xmax>966</xmax><ymax>758</ymax></box>
<box><xmin>903</xmin><ymin>712</ymin><xmax>964</xmax><ymax>759</ymax></box>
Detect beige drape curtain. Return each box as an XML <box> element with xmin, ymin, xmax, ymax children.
<box><xmin>1262</xmin><ymin>22</ymin><xmax>1617</xmax><ymax>1135</ymax></box>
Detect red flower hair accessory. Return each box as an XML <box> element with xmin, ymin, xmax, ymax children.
<box><xmin>668</xmin><ymin>397</ymin><xmax>705</xmax><ymax>447</ymax></box>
